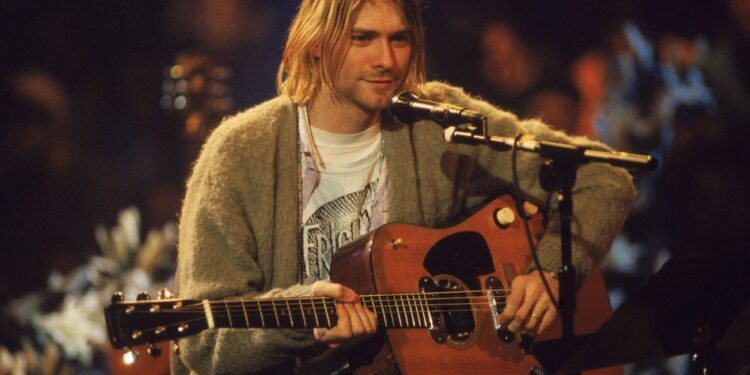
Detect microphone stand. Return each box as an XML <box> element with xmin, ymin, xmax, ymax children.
<box><xmin>444</xmin><ymin>124</ymin><xmax>657</xmax><ymax>375</ymax></box>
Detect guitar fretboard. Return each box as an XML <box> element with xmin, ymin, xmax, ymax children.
<box><xmin>203</xmin><ymin>292</ymin><xmax>475</xmax><ymax>330</ymax></box>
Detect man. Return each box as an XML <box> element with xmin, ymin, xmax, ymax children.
<box><xmin>172</xmin><ymin>0</ymin><xmax>635</xmax><ymax>374</ymax></box>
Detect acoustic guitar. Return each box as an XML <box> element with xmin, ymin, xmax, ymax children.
<box><xmin>105</xmin><ymin>195</ymin><xmax>620</xmax><ymax>374</ymax></box>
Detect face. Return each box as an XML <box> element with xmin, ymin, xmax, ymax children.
<box><xmin>332</xmin><ymin>0</ymin><xmax>413</xmax><ymax>114</ymax></box>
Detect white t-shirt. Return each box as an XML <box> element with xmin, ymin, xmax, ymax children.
<box><xmin>298</xmin><ymin>106</ymin><xmax>388</xmax><ymax>283</ymax></box>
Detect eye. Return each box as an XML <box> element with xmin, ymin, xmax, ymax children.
<box><xmin>351</xmin><ymin>34</ymin><xmax>373</xmax><ymax>45</ymax></box>
<box><xmin>390</xmin><ymin>33</ymin><xmax>411</xmax><ymax>47</ymax></box>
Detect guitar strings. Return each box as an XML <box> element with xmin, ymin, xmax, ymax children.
<box><xmin>127</xmin><ymin>293</ymin><xmax>511</xmax><ymax>313</ymax></box>
<box><xmin>140</xmin><ymin>304</ymin><xmax>505</xmax><ymax>316</ymax></box>
<box><xmin>125</xmin><ymin>304</ymin><xmax>513</xmax><ymax>338</ymax></box>
<box><xmin>158</xmin><ymin>293</ymin><xmax>510</xmax><ymax>314</ymax></box>
<box><xmin>128</xmin><ymin>301</ymin><xmax>509</xmax><ymax>317</ymax></box>
<box><xmin>120</xmin><ymin>291</ymin><xmax>522</xmax><ymax>338</ymax></box>
<box><xmin>123</xmin><ymin>293</ymin><xmax>527</xmax><ymax>336</ymax></box>
<box><xmin>172</xmin><ymin>289</ymin><xmax>513</xmax><ymax>310</ymax></box>
<box><xmin>176</xmin><ymin>288</ymin><xmax>510</xmax><ymax>303</ymax></box>
<box><xmin>163</xmin><ymin>297</ymin><xmax>509</xmax><ymax>314</ymax></box>
<box><xmin>127</xmin><ymin>307</ymin><xmax>518</xmax><ymax>341</ymax></box>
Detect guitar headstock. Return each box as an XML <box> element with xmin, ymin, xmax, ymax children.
<box><xmin>104</xmin><ymin>289</ymin><xmax>206</xmax><ymax>362</ymax></box>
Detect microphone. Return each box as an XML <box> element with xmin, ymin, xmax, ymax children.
<box><xmin>388</xmin><ymin>91</ymin><xmax>485</xmax><ymax>126</ymax></box>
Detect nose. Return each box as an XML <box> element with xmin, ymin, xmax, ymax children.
<box><xmin>373</xmin><ymin>39</ymin><xmax>395</xmax><ymax>72</ymax></box>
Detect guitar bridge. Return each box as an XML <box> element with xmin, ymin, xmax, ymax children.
<box><xmin>486</xmin><ymin>276</ymin><xmax>515</xmax><ymax>343</ymax></box>
<box><xmin>419</xmin><ymin>277</ymin><xmax>446</xmax><ymax>343</ymax></box>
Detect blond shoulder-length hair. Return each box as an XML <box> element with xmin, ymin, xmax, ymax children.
<box><xmin>276</xmin><ymin>0</ymin><xmax>426</xmax><ymax>105</ymax></box>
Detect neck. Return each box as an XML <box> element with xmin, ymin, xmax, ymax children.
<box><xmin>307</xmin><ymin>90</ymin><xmax>381</xmax><ymax>134</ymax></box>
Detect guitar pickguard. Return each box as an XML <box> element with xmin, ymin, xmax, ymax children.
<box><xmin>422</xmin><ymin>231</ymin><xmax>495</xmax><ymax>291</ymax></box>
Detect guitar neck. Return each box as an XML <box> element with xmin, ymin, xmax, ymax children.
<box><xmin>207</xmin><ymin>293</ymin><xmax>436</xmax><ymax>330</ymax></box>
<box><xmin>105</xmin><ymin>288</ymin><xmax>502</xmax><ymax>348</ymax></box>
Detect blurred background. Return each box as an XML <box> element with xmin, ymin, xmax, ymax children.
<box><xmin>1</xmin><ymin>0</ymin><xmax>748</xmax><ymax>373</ymax></box>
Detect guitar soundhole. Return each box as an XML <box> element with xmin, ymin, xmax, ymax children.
<box><xmin>432</xmin><ymin>274</ymin><xmax>481</xmax><ymax>348</ymax></box>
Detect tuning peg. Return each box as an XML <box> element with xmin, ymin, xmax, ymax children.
<box><xmin>111</xmin><ymin>292</ymin><xmax>124</xmax><ymax>304</ymax></box>
<box><xmin>147</xmin><ymin>343</ymin><xmax>162</xmax><ymax>358</ymax></box>
<box><xmin>123</xmin><ymin>347</ymin><xmax>139</xmax><ymax>365</ymax></box>
<box><xmin>136</xmin><ymin>291</ymin><xmax>151</xmax><ymax>301</ymax></box>
<box><xmin>157</xmin><ymin>288</ymin><xmax>174</xmax><ymax>299</ymax></box>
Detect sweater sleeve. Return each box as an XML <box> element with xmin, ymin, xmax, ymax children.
<box><xmin>173</xmin><ymin>127</ymin><xmax>319</xmax><ymax>374</ymax></box>
<box><xmin>423</xmin><ymin>82</ymin><xmax>637</xmax><ymax>282</ymax></box>
<box><xmin>508</xmin><ymin>118</ymin><xmax>636</xmax><ymax>283</ymax></box>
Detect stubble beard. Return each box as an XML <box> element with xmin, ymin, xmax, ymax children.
<box><xmin>342</xmin><ymin>79</ymin><xmax>401</xmax><ymax>116</ymax></box>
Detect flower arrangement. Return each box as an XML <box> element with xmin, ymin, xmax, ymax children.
<box><xmin>1</xmin><ymin>207</ymin><xmax>176</xmax><ymax>374</ymax></box>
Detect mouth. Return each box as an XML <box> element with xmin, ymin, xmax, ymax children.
<box><xmin>364</xmin><ymin>79</ymin><xmax>396</xmax><ymax>89</ymax></box>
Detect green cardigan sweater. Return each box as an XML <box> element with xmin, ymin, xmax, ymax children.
<box><xmin>172</xmin><ymin>82</ymin><xmax>636</xmax><ymax>374</ymax></box>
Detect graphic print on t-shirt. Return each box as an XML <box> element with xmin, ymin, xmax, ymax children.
<box><xmin>302</xmin><ymin>180</ymin><xmax>377</xmax><ymax>283</ymax></box>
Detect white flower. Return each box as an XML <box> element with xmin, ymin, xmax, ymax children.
<box><xmin>95</xmin><ymin>224</ymin><xmax>118</xmax><ymax>263</ymax></box>
<box><xmin>34</xmin><ymin>291</ymin><xmax>107</xmax><ymax>366</ymax></box>
<box><xmin>9</xmin><ymin>205</ymin><xmax>178</xmax><ymax>371</ymax></box>
<box><xmin>118</xmin><ymin>206</ymin><xmax>141</xmax><ymax>251</ymax></box>
<box><xmin>136</xmin><ymin>222</ymin><xmax>177</xmax><ymax>273</ymax></box>
<box><xmin>7</xmin><ymin>293</ymin><xmax>44</xmax><ymax>326</ymax></box>
<box><xmin>95</xmin><ymin>206</ymin><xmax>143</xmax><ymax>266</ymax></box>
<box><xmin>0</xmin><ymin>346</ymin><xmax>16</xmax><ymax>374</ymax></box>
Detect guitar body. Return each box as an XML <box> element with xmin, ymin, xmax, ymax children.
<box><xmin>331</xmin><ymin>196</ymin><xmax>620</xmax><ymax>375</ymax></box>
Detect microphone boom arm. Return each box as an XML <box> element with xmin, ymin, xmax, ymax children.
<box><xmin>444</xmin><ymin>127</ymin><xmax>659</xmax><ymax>171</ymax></box>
